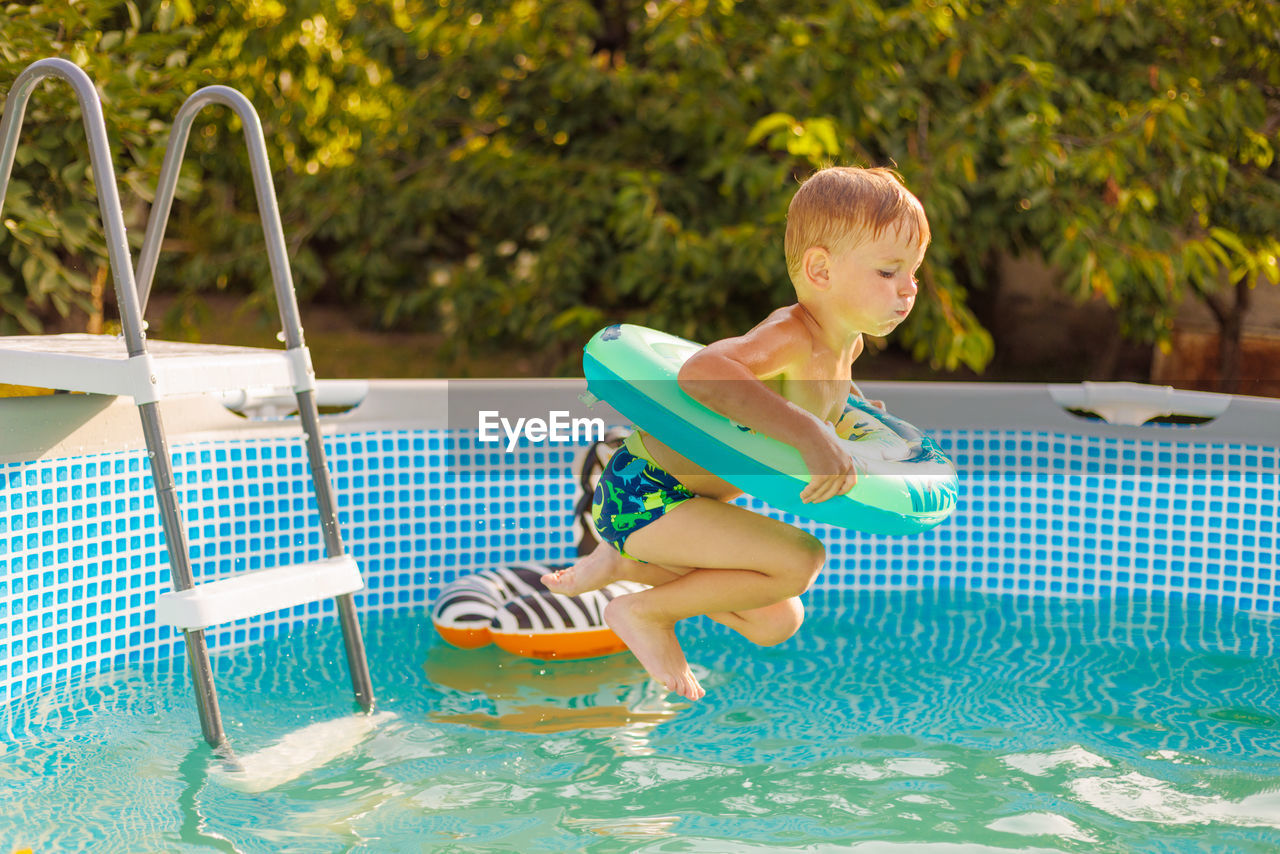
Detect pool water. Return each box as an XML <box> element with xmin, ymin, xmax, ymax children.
<box><xmin>3</xmin><ymin>588</ymin><xmax>1280</xmax><ymax>852</ymax></box>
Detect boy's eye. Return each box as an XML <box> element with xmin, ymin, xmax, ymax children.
<box><xmin>877</xmin><ymin>270</ymin><xmax>895</xmax><ymax>279</ymax></box>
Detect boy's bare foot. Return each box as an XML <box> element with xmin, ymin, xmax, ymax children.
<box><xmin>542</xmin><ymin>546</ymin><xmax>624</xmax><ymax>596</ymax></box>
<box><xmin>605</xmin><ymin>595</ymin><xmax>705</xmax><ymax>701</ymax></box>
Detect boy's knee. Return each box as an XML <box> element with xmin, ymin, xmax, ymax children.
<box><xmin>783</xmin><ymin>532</ymin><xmax>825</xmax><ymax>596</ymax></box>
<box><xmin>802</xmin><ymin>532</ymin><xmax>826</xmax><ymax>569</ymax></box>
<box><xmin>757</xmin><ymin>598</ymin><xmax>805</xmax><ymax>646</ymax></box>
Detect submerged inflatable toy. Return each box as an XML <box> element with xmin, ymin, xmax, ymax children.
<box><xmin>582</xmin><ymin>324</ymin><xmax>958</xmax><ymax>535</ymax></box>
<box><xmin>431</xmin><ymin>429</ymin><xmax>645</xmax><ymax>661</ymax></box>
<box><xmin>432</xmin><ymin>564</ymin><xmax>646</xmax><ymax>660</ymax></box>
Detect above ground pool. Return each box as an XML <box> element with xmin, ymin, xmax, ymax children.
<box><xmin>2</xmin><ymin>379</ymin><xmax>1278</xmax><ymax>852</ymax></box>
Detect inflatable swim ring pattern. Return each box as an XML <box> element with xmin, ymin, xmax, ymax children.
<box><xmin>582</xmin><ymin>324</ymin><xmax>959</xmax><ymax>535</ymax></box>
<box><xmin>432</xmin><ymin>564</ymin><xmax>646</xmax><ymax>660</ymax></box>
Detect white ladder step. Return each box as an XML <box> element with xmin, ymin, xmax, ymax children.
<box><xmin>155</xmin><ymin>555</ymin><xmax>364</xmax><ymax>630</ymax></box>
<box><xmin>0</xmin><ymin>334</ymin><xmax>313</xmax><ymax>401</ymax></box>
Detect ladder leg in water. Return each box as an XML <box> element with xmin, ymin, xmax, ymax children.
<box><xmin>297</xmin><ymin>388</ymin><xmax>375</xmax><ymax>712</ymax></box>
<box><xmin>140</xmin><ymin>399</ymin><xmax>228</xmax><ymax>746</ymax></box>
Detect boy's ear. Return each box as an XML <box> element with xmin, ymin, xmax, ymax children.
<box><xmin>803</xmin><ymin>246</ymin><xmax>831</xmax><ymax>290</ymax></box>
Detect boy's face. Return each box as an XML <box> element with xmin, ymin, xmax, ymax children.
<box><xmin>822</xmin><ymin>226</ymin><xmax>925</xmax><ymax>337</ymax></box>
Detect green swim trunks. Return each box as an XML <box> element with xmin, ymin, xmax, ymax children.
<box><xmin>592</xmin><ymin>432</ymin><xmax>696</xmax><ymax>561</ymax></box>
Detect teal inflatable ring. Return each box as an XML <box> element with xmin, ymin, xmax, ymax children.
<box><xmin>582</xmin><ymin>324</ymin><xmax>958</xmax><ymax>535</ymax></box>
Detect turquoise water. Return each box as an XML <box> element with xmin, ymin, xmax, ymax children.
<box><xmin>3</xmin><ymin>589</ymin><xmax>1280</xmax><ymax>852</ymax></box>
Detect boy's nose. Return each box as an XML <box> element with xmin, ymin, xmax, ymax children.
<box><xmin>901</xmin><ymin>276</ymin><xmax>919</xmax><ymax>297</ymax></box>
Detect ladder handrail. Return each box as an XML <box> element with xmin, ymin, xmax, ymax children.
<box><xmin>136</xmin><ymin>85</ymin><xmax>373</xmax><ymax>719</ymax></box>
<box><xmin>0</xmin><ymin>59</ymin><xmax>374</xmax><ymax>746</ymax></box>
<box><xmin>135</xmin><ymin>85</ymin><xmax>308</xmax><ymax>351</ymax></box>
<box><xmin>0</xmin><ymin>58</ymin><xmax>148</xmax><ymax>356</ymax></box>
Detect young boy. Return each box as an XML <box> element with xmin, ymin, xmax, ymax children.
<box><xmin>545</xmin><ymin>166</ymin><xmax>930</xmax><ymax>701</ymax></box>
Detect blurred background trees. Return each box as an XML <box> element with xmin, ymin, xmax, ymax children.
<box><xmin>0</xmin><ymin>1</ymin><xmax>202</xmax><ymax>333</ymax></box>
<box><xmin>1</xmin><ymin>0</ymin><xmax>1277</xmax><ymax>386</ymax></box>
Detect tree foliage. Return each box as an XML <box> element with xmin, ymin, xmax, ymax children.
<box><xmin>0</xmin><ymin>0</ymin><xmax>202</xmax><ymax>333</ymax></box>
<box><xmin>1</xmin><ymin>0</ymin><xmax>1277</xmax><ymax>379</ymax></box>
<box><xmin>924</xmin><ymin>0</ymin><xmax>1280</xmax><ymax>381</ymax></box>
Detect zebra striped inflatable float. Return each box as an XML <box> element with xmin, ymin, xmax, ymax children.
<box><xmin>432</xmin><ymin>564</ymin><xmax>646</xmax><ymax>660</ymax></box>
<box><xmin>431</xmin><ymin>429</ymin><xmax>646</xmax><ymax>660</ymax></box>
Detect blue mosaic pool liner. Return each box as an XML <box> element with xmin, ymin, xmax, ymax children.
<box><xmin>1</xmin><ymin>424</ymin><xmax>1276</xmax><ymax>704</ymax></box>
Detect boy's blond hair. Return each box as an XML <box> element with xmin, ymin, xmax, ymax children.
<box><xmin>784</xmin><ymin>167</ymin><xmax>930</xmax><ymax>283</ymax></box>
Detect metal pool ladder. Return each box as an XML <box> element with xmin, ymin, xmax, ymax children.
<box><xmin>0</xmin><ymin>58</ymin><xmax>375</xmax><ymax>747</ymax></box>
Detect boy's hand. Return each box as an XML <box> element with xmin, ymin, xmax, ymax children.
<box><xmin>799</xmin><ymin>423</ymin><xmax>858</xmax><ymax>503</ymax></box>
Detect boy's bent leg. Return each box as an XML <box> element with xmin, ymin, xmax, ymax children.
<box><xmin>541</xmin><ymin>546</ymin><xmax>628</xmax><ymax>596</ymax></box>
<box><xmin>710</xmin><ymin>597</ymin><xmax>805</xmax><ymax>647</ymax></box>
<box><xmin>542</xmin><ymin>546</ymin><xmax>684</xmax><ymax>596</ymax></box>
<box><xmin>544</xmin><ymin>550</ymin><xmax>803</xmax><ymax>646</ymax></box>
<box><xmin>622</xmin><ymin>498</ymin><xmax>826</xmax><ymax>608</ymax></box>
<box><xmin>606</xmin><ymin>498</ymin><xmax>825</xmax><ymax>700</ymax></box>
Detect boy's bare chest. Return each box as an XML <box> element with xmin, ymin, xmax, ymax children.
<box><xmin>770</xmin><ymin>355</ymin><xmax>852</xmax><ymax>422</ymax></box>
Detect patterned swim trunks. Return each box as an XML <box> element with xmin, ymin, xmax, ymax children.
<box><xmin>592</xmin><ymin>432</ymin><xmax>696</xmax><ymax>561</ymax></box>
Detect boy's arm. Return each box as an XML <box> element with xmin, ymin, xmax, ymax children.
<box><xmin>678</xmin><ymin>313</ymin><xmax>857</xmax><ymax>503</ymax></box>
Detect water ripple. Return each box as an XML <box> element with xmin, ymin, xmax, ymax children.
<box><xmin>4</xmin><ymin>589</ymin><xmax>1280</xmax><ymax>852</ymax></box>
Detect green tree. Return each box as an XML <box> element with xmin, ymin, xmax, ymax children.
<box><xmin>151</xmin><ymin>1</ymin><xmax>807</xmax><ymax>371</ymax></box>
<box><xmin>140</xmin><ymin>1</ymin><xmax>422</xmax><ymax>330</ymax></box>
<box><xmin>167</xmin><ymin>0</ymin><xmax>986</xmax><ymax>373</ymax></box>
<box><xmin>0</xmin><ymin>0</ymin><xmax>202</xmax><ymax>333</ymax></box>
<box><xmin>3</xmin><ymin>0</ymin><xmax>1276</xmax><ymax>386</ymax></box>
<box><xmin>736</xmin><ymin>0</ymin><xmax>1279</xmax><ymax>383</ymax></box>
<box><xmin>957</xmin><ymin>0</ymin><xmax>1280</xmax><ymax>389</ymax></box>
